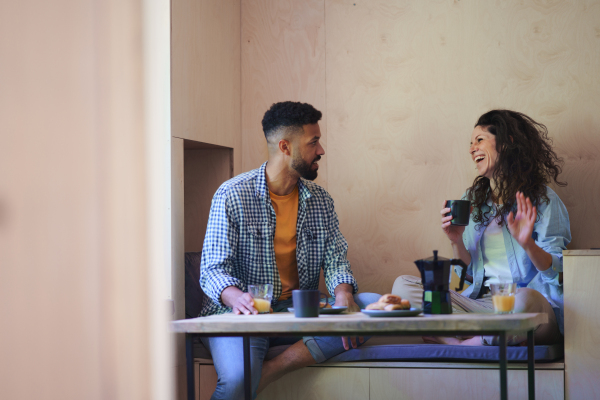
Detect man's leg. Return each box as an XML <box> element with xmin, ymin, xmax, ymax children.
<box><xmin>201</xmin><ymin>336</ymin><xmax>269</xmax><ymax>400</ymax></box>
<box><xmin>257</xmin><ymin>292</ymin><xmax>381</xmax><ymax>393</ymax></box>
<box><xmin>256</xmin><ymin>339</ymin><xmax>316</xmax><ymax>394</ymax></box>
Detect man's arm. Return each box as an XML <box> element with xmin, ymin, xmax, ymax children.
<box><xmin>333</xmin><ymin>283</ymin><xmax>359</xmax><ymax>312</ymax></box>
<box><xmin>332</xmin><ymin>283</ymin><xmax>363</xmax><ymax>350</ymax></box>
<box><xmin>322</xmin><ymin>196</ymin><xmax>359</xmax><ymax>295</ymax></box>
<box><xmin>320</xmin><ymin>194</ymin><xmax>362</xmax><ymax>350</ymax></box>
<box><xmin>200</xmin><ymin>188</ymin><xmax>243</xmax><ymax>310</ymax></box>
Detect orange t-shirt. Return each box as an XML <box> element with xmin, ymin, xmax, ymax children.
<box><xmin>269</xmin><ymin>186</ymin><xmax>300</xmax><ymax>301</ymax></box>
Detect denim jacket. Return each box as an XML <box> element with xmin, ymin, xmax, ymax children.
<box><xmin>199</xmin><ymin>162</ymin><xmax>358</xmax><ymax>316</ymax></box>
<box><xmin>456</xmin><ymin>187</ymin><xmax>571</xmax><ymax>334</ymax></box>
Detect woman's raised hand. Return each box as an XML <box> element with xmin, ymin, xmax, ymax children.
<box><xmin>507</xmin><ymin>192</ymin><xmax>537</xmax><ymax>250</ymax></box>
<box><xmin>441</xmin><ymin>201</ymin><xmax>466</xmax><ymax>244</ymax></box>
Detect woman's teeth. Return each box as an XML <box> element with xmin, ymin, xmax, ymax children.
<box><xmin>475</xmin><ymin>156</ymin><xmax>485</xmax><ymax>163</ymax></box>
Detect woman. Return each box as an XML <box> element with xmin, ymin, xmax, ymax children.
<box><xmin>394</xmin><ymin>109</ymin><xmax>571</xmax><ymax>345</ymax></box>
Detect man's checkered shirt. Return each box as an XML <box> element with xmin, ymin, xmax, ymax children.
<box><xmin>199</xmin><ymin>162</ymin><xmax>358</xmax><ymax>316</ymax></box>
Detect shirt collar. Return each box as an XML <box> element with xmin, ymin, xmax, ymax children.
<box><xmin>255</xmin><ymin>161</ymin><xmax>313</xmax><ymax>204</ymax></box>
<box><xmin>255</xmin><ymin>162</ymin><xmax>270</xmax><ymax>198</ymax></box>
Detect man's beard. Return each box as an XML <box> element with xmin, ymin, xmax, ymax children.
<box><xmin>292</xmin><ymin>154</ymin><xmax>320</xmax><ymax>181</ymax></box>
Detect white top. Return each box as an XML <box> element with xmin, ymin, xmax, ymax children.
<box><xmin>482</xmin><ymin>216</ymin><xmax>512</xmax><ymax>286</ymax></box>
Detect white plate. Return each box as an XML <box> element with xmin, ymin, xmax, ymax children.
<box><xmin>361</xmin><ymin>308</ymin><xmax>423</xmax><ymax>317</ymax></box>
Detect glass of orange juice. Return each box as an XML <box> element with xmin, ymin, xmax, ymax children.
<box><xmin>248</xmin><ymin>284</ymin><xmax>273</xmax><ymax>314</ymax></box>
<box><xmin>490</xmin><ymin>283</ymin><xmax>517</xmax><ymax>314</ymax></box>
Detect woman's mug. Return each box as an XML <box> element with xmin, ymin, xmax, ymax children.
<box><xmin>445</xmin><ymin>200</ymin><xmax>470</xmax><ymax>226</ymax></box>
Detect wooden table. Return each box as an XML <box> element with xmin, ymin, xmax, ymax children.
<box><xmin>171</xmin><ymin>312</ymin><xmax>547</xmax><ymax>400</ymax></box>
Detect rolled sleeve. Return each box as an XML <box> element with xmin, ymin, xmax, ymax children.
<box><xmin>534</xmin><ymin>190</ymin><xmax>571</xmax><ymax>286</ymax></box>
<box><xmin>538</xmin><ymin>254</ymin><xmax>562</xmax><ymax>285</ymax></box>
<box><xmin>200</xmin><ymin>190</ymin><xmax>241</xmax><ymax>308</ymax></box>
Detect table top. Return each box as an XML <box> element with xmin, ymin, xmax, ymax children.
<box><xmin>171</xmin><ymin>312</ymin><xmax>547</xmax><ymax>336</ymax></box>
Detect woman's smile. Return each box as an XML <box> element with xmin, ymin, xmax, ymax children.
<box><xmin>469</xmin><ymin>126</ymin><xmax>498</xmax><ymax>179</ymax></box>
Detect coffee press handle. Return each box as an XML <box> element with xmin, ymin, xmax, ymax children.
<box><xmin>450</xmin><ymin>259</ymin><xmax>468</xmax><ymax>291</ymax></box>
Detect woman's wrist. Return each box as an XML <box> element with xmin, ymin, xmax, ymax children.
<box><xmin>522</xmin><ymin>240</ymin><xmax>553</xmax><ymax>272</ymax></box>
<box><xmin>450</xmin><ymin>239</ymin><xmax>465</xmax><ymax>250</ymax></box>
<box><xmin>519</xmin><ymin>237</ymin><xmax>536</xmax><ymax>252</ymax></box>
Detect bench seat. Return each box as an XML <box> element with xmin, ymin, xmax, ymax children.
<box><xmin>192</xmin><ymin>336</ymin><xmax>563</xmax><ymax>363</ymax></box>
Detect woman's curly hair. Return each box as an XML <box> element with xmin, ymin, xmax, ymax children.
<box><xmin>467</xmin><ymin>110</ymin><xmax>566</xmax><ymax>230</ymax></box>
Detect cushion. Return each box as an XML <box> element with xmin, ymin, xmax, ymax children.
<box><xmin>193</xmin><ymin>337</ymin><xmax>563</xmax><ymax>363</ymax></box>
<box><xmin>185</xmin><ymin>252</ymin><xmax>205</xmax><ymax>319</ymax></box>
<box><xmin>327</xmin><ymin>343</ymin><xmax>564</xmax><ymax>363</ymax></box>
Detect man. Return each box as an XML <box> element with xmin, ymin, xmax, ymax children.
<box><xmin>199</xmin><ymin>101</ymin><xmax>378</xmax><ymax>399</ymax></box>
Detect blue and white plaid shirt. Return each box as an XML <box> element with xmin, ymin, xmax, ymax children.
<box><xmin>199</xmin><ymin>162</ymin><xmax>358</xmax><ymax>316</ymax></box>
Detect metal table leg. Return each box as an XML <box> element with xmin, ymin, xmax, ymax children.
<box><xmin>186</xmin><ymin>334</ymin><xmax>195</xmax><ymax>400</ymax></box>
<box><xmin>243</xmin><ymin>336</ymin><xmax>252</xmax><ymax>400</ymax></box>
<box><xmin>527</xmin><ymin>330</ymin><xmax>535</xmax><ymax>400</ymax></box>
<box><xmin>499</xmin><ymin>331</ymin><xmax>508</xmax><ymax>400</ymax></box>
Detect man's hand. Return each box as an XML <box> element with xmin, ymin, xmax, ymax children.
<box><xmin>334</xmin><ymin>284</ymin><xmax>363</xmax><ymax>350</ymax></box>
<box><xmin>221</xmin><ymin>286</ymin><xmax>258</xmax><ymax>315</ymax></box>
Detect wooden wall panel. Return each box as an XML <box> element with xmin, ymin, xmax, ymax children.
<box><xmin>171</xmin><ymin>0</ymin><xmax>242</xmax><ymax>174</ymax></box>
<box><xmin>198</xmin><ymin>365</ymin><xmax>218</xmax><ymax>400</ymax></box>
<box><xmin>370</xmin><ymin>368</ymin><xmax>564</xmax><ymax>400</ymax></box>
<box><xmin>171</xmin><ymin>138</ymin><xmax>187</xmax><ymax>400</ymax></box>
<box><xmin>259</xmin><ymin>367</ymin><xmax>370</xmax><ymax>400</ymax></box>
<box><xmin>184</xmin><ymin>148</ymin><xmax>234</xmax><ymax>252</ymax></box>
<box><xmin>241</xmin><ymin>0</ymin><xmax>600</xmax><ymax>294</ymax></box>
<box><xmin>324</xmin><ymin>0</ymin><xmax>600</xmax><ymax>293</ymax></box>
<box><xmin>241</xmin><ymin>0</ymin><xmax>328</xmax><ymax>189</ymax></box>
<box><xmin>564</xmin><ymin>253</ymin><xmax>600</xmax><ymax>399</ymax></box>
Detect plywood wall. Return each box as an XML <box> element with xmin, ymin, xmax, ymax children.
<box><xmin>172</xmin><ymin>0</ymin><xmax>242</xmax><ymax>174</ymax></box>
<box><xmin>242</xmin><ymin>0</ymin><xmax>328</xmax><ymax>189</ymax></box>
<box><xmin>242</xmin><ymin>0</ymin><xmax>600</xmax><ymax>294</ymax></box>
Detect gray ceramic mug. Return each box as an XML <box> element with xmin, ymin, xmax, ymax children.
<box><xmin>292</xmin><ymin>290</ymin><xmax>327</xmax><ymax>318</ymax></box>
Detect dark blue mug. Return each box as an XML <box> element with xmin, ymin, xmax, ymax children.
<box><xmin>292</xmin><ymin>290</ymin><xmax>327</xmax><ymax>318</ymax></box>
<box><xmin>445</xmin><ymin>200</ymin><xmax>470</xmax><ymax>226</ymax></box>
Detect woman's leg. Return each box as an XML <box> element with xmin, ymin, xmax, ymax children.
<box><xmin>479</xmin><ymin>288</ymin><xmax>562</xmax><ymax>345</ymax></box>
<box><xmin>391</xmin><ymin>275</ymin><xmax>424</xmax><ymax>308</ymax></box>
<box><xmin>391</xmin><ymin>276</ymin><xmax>476</xmax><ymax>344</ymax></box>
<box><xmin>391</xmin><ymin>275</ymin><xmax>478</xmax><ymax>313</ymax></box>
<box><xmin>512</xmin><ymin>288</ymin><xmax>562</xmax><ymax>345</ymax></box>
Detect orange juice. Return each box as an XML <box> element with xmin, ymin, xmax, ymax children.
<box><xmin>492</xmin><ymin>295</ymin><xmax>515</xmax><ymax>314</ymax></box>
<box><xmin>252</xmin><ymin>298</ymin><xmax>271</xmax><ymax>314</ymax></box>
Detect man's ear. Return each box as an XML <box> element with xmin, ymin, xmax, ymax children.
<box><xmin>278</xmin><ymin>139</ymin><xmax>292</xmax><ymax>156</ymax></box>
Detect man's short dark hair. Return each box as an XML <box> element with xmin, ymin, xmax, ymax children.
<box><xmin>261</xmin><ymin>101</ymin><xmax>322</xmax><ymax>141</ymax></box>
